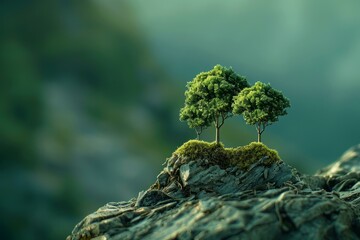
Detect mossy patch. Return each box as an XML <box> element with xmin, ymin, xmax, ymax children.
<box><xmin>173</xmin><ymin>140</ymin><xmax>281</xmax><ymax>170</ymax></box>
<box><xmin>174</xmin><ymin>140</ymin><xmax>230</xmax><ymax>168</ymax></box>
<box><xmin>230</xmin><ymin>142</ymin><xmax>281</xmax><ymax>170</ymax></box>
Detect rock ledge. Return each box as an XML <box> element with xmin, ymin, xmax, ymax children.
<box><xmin>67</xmin><ymin>145</ymin><xmax>360</xmax><ymax>240</ymax></box>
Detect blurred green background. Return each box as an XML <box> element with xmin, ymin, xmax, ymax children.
<box><xmin>1</xmin><ymin>0</ymin><xmax>360</xmax><ymax>239</ymax></box>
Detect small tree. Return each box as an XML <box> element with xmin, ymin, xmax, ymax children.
<box><xmin>232</xmin><ymin>81</ymin><xmax>290</xmax><ymax>142</ymax></box>
<box><xmin>180</xmin><ymin>102</ymin><xmax>212</xmax><ymax>140</ymax></box>
<box><xmin>180</xmin><ymin>65</ymin><xmax>249</xmax><ymax>144</ymax></box>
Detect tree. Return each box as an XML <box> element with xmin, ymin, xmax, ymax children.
<box><xmin>180</xmin><ymin>101</ymin><xmax>212</xmax><ymax>140</ymax></box>
<box><xmin>180</xmin><ymin>65</ymin><xmax>249</xmax><ymax>144</ymax></box>
<box><xmin>232</xmin><ymin>81</ymin><xmax>290</xmax><ymax>142</ymax></box>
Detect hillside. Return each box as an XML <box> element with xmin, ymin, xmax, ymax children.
<box><xmin>67</xmin><ymin>143</ymin><xmax>360</xmax><ymax>239</ymax></box>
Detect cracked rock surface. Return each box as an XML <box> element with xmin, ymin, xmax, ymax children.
<box><xmin>67</xmin><ymin>145</ymin><xmax>360</xmax><ymax>240</ymax></box>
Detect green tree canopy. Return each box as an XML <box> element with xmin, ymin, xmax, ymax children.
<box><xmin>232</xmin><ymin>81</ymin><xmax>290</xmax><ymax>142</ymax></box>
<box><xmin>180</xmin><ymin>101</ymin><xmax>212</xmax><ymax>140</ymax></box>
<box><xmin>180</xmin><ymin>64</ymin><xmax>249</xmax><ymax>143</ymax></box>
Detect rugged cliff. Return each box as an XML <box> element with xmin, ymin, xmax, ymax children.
<box><xmin>67</xmin><ymin>144</ymin><xmax>360</xmax><ymax>240</ymax></box>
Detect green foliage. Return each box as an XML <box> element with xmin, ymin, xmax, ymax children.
<box><xmin>233</xmin><ymin>81</ymin><xmax>290</xmax><ymax>125</ymax></box>
<box><xmin>232</xmin><ymin>81</ymin><xmax>290</xmax><ymax>141</ymax></box>
<box><xmin>180</xmin><ymin>65</ymin><xmax>249</xmax><ymax>142</ymax></box>
<box><xmin>173</xmin><ymin>140</ymin><xmax>281</xmax><ymax>170</ymax></box>
<box><xmin>179</xmin><ymin>102</ymin><xmax>212</xmax><ymax>138</ymax></box>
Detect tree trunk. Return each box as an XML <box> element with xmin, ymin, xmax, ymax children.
<box><xmin>256</xmin><ymin>123</ymin><xmax>263</xmax><ymax>143</ymax></box>
<box><xmin>215</xmin><ymin>127</ymin><xmax>220</xmax><ymax>144</ymax></box>
<box><xmin>196</xmin><ymin>132</ymin><xmax>200</xmax><ymax>140</ymax></box>
<box><xmin>258</xmin><ymin>131</ymin><xmax>261</xmax><ymax>143</ymax></box>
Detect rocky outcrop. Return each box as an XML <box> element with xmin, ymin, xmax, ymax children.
<box><xmin>67</xmin><ymin>145</ymin><xmax>360</xmax><ymax>240</ymax></box>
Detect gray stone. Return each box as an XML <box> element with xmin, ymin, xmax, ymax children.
<box><xmin>156</xmin><ymin>171</ymin><xmax>170</xmax><ymax>188</ymax></box>
<box><xmin>135</xmin><ymin>189</ymin><xmax>173</xmax><ymax>207</ymax></box>
<box><xmin>67</xmin><ymin>145</ymin><xmax>360</xmax><ymax>240</ymax></box>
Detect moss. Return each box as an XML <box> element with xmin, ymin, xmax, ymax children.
<box><xmin>174</xmin><ymin>140</ymin><xmax>230</xmax><ymax>168</ymax></box>
<box><xmin>173</xmin><ymin>140</ymin><xmax>281</xmax><ymax>170</ymax></box>
<box><xmin>230</xmin><ymin>142</ymin><xmax>281</xmax><ymax>170</ymax></box>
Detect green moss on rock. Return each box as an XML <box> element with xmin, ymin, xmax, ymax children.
<box><xmin>230</xmin><ymin>142</ymin><xmax>281</xmax><ymax>170</ymax></box>
<box><xmin>174</xmin><ymin>140</ymin><xmax>229</xmax><ymax>168</ymax></box>
<box><xmin>173</xmin><ymin>140</ymin><xmax>281</xmax><ymax>170</ymax></box>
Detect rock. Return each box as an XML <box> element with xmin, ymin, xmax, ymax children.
<box><xmin>318</xmin><ymin>144</ymin><xmax>360</xmax><ymax>177</ymax></box>
<box><xmin>67</xmin><ymin>146</ymin><xmax>360</xmax><ymax>240</ymax></box>
<box><xmin>156</xmin><ymin>171</ymin><xmax>170</xmax><ymax>188</ymax></box>
<box><xmin>135</xmin><ymin>190</ymin><xmax>173</xmax><ymax>207</ymax></box>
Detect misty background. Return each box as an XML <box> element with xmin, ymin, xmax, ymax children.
<box><xmin>1</xmin><ymin>0</ymin><xmax>360</xmax><ymax>239</ymax></box>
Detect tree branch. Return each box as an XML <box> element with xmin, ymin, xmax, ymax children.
<box><xmin>213</xmin><ymin>114</ymin><xmax>218</xmax><ymax>127</ymax></box>
<box><xmin>219</xmin><ymin>112</ymin><xmax>225</xmax><ymax>128</ymax></box>
<box><xmin>224</xmin><ymin>112</ymin><xmax>232</xmax><ymax>119</ymax></box>
<box><xmin>255</xmin><ymin>123</ymin><xmax>260</xmax><ymax>133</ymax></box>
<box><xmin>260</xmin><ymin>122</ymin><xmax>267</xmax><ymax>134</ymax></box>
<box><xmin>195</xmin><ymin>126</ymin><xmax>203</xmax><ymax>135</ymax></box>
